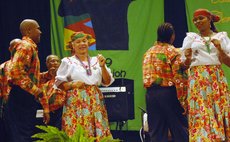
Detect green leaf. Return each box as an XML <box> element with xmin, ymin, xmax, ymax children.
<box><xmin>32</xmin><ymin>125</ymin><xmax>121</xmax><ymax>142</ymax></box>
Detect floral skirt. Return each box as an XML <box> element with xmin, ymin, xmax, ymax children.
<box><xmin>62</xmin><ymin>85</ymin><xmax>112</xmax><ymax>141</ymax></box>
<box><xmin>188</xmin><ymin>65</ymin><xmax>230</xmax><ymax>142</ymax></box>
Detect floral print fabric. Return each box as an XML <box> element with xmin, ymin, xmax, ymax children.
<box><xmin>8</xmin><ymin>36</ymin><xmax>49</xmax><ymax>112</ymax></box>
<box><xmin>188</xmin><ymin>65</ymin><xmax>230</xmax><ymax>141</ymax></box>
<box><xmin>62</xmin><ymin>85</ymin><xmax>112</xmax><ymax>141</ymax></box>
<box><xmin>143</xmin><ymin>43</ymin><xmax>188</xmax><ymax>109</ymax></box>
<box><xmin>41</xmin><ymin>79</ymin><xmax>66</xmax><ymax>112</ymax></box>
<box><xmin>0</xmin><ymin>61</ymin><xmax>11</xmax><ymax>100</ymax></box>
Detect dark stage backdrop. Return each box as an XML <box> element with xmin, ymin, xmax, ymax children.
<box><xmin>0</xmin><ymin>0</ymin><xmax>187</xmax><ymax>71</ymax></box>
<box><xmin>0</xmin><ymin>0</ymin><xmax>188</xmax><ymax>131</ymax></box>
<box><xmin>1</xmin><ymin>0</ymin><xmax>230</xmax><ymax>135</ymax></box>
<box><xmin>0</xmin><ymin>0</ymin><xmax>51</xmax><ymax>72</ymax></box>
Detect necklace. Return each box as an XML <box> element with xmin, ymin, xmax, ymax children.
<box><xmin>200</xmin><ymin>31</ymin><xmax>213</xmax><ymax>54</ymax></box>
<box><xmin>201</xmin><ymin>36</ymin><xmax>211</xmax><ymax>54</ymax></box>
<box><xmin>75</xmin><ymin>55</ymin><xmax>92</xmax><ymax>76</ymax></box>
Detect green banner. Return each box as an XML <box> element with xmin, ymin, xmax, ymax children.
<box><xmin>185</xmin><ymin>0</ymin><xmax>230</xmax><ymax>85</ymax></box>
<box><xmin>50</xmin><ymin>0</ymin><xmax>164</xmax><ymax>130</ymax></box>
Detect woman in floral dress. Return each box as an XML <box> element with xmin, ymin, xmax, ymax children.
<box><xmin>55</xmin><ymin>32</ymin><xmax>114</xmax><ymax>141</ymax></box>
<box><xmin>181</xmin><ymin>9</ymin><xmax>230</xmax><ymax>141</ymax></box>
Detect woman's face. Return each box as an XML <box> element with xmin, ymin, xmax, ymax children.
<box><xmin>193</xmin><ymin>15</ymin><xmax>211</xmax><ymax>32</ymax></box>
<box><xmin>72</xmin><ymin>36</ymin><xmax>89</xmax><ymax>55</ymax></box>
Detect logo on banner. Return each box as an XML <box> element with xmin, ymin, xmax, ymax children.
<box><xmin>211</xmin><ymin>0</ymin><xmax>230</xmax><ymax>4</ymax></box>
<box><xmin>63</xmin><ymin>15</ymin><xmax>96</xmax><ymax>51</ymax></box>
<box><xmin>58</xmin><ymin>0</ymin><xmax>132</xmax><ymax>50</ymax></box>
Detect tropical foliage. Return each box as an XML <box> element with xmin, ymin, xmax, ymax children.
<box><xmin>32</xmin><ymin>125</ymin><xmax>121</xmax><ymax>142</ymax></box>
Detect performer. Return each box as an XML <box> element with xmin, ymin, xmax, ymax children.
<box><xmin>180</xmin><ymin>9</ymin><xmax>230</xmax><ymax>141</ymax></box>
<box><xmin>55</xmin><ymin>31</ymin><xmax>114</xmax><ymax>141</ymax></box>
<box><xmin>0</xmin><ymin>38</ymin><xmax>21</xmax><ymax>142</ymax></box>
<box><xmin>4</xmin><ymin>19</ymin><xmax>50</xmax><ymax>142</ymax></box>
<box><xmin>41</xmin><ymin>54</ymin><xmax>65</xmax><ymax>129</ymax></box>
<box><xmin>143</xmin><ymin>23</ymin><xmax>191</xmax><ymax>142</ymax></box>
<box><xmin>0</xmin><ymin>38</ymin><xmax>21</xmax><ymax>101</ymax></box>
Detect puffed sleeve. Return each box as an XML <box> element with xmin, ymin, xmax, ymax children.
<box><xmin>55</xmin><ymin>57</ymin><xmax>72</xmax><ymax>87</ymax></box>
<box><xmin>217</xmin><ymin>32</ymin><xmax>230</xmax><ymax>54</ymax></box>
<box><xmin>100</xmin><ymin>65</ymin><xmax>114</xmax><ymax>87</ymax></box>
<box><xmin>180</xmin><ymin>32</ymin><xmax>196</xmax><ymax>62</ymax></box>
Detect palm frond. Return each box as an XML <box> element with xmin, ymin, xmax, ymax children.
<box><xmin>32</xmin><ymin>125</ymin><xmax>121</xmax><ymax>142</ymax></box>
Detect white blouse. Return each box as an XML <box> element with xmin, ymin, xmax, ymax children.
<box><xmin>181</xmin><ymin>32</ymin><xmax>230</xmax><ymax>67</ymax></box>
<box><xmin>55</xmin><ymin>56</ymin><xmax>114</xmax><ymax>87</ymax></box>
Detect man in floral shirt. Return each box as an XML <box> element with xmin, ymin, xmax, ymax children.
<box><xmin>0</xmin><ymin>38</ymin><xmax>21</xmax><ymax>101</ymax></box>
<box><xmin>0</xmin><ymin>38</ymin><xmax>21</xmax><ymax>142</ymax></box>
<box><xmin>3</xmin><ymin>19</ymin><xmax>49</xmax><ymax>142</ymax></box>
<box><xmin>40</xmin><ymin>54</ymin><xmax>66</xmax><ymax>130</ymax></box>
<box><xmin>142</xmin><ymin>23</ymin><xmax>191</xmax><ymax>142</ymax></box>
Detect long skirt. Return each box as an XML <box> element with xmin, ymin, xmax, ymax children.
<box><xmin>188</xmin><ymin>65</ymin><xmax>230</xmax><ymax>141</ymax></box>
<box><xmin>62</xmin><ymin>85</ymin><xmax>112</xmax><ymax>141</ymax></box>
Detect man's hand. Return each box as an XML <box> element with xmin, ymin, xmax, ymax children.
<box><xmin>36</xmin><ymin>90</ymin><xmax>50</xmax><ymax>123</ymax></box>
<box><xmin>183</xmin><ymin>48</ymin><xmax>192</xmax><ymax>68</ymax></box>
<box><xmin>48</xmin><ymin>67</ymin><xmax>57</xmax><ymax>77</ymax></box>
<box><xmin>184</xmin><ymin>48</ymin><xmax>192</xmax><ymax>59</ymax></box>
<box><xmin>43</xmin><ymin>112</ymin><xmax>50</xmax><ymax>125</ymax></box>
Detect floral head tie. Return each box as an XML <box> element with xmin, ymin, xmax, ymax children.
<box><xmin>71</xmin><ymin>32</ymin><xmax>92</xmax><ymax>41</ymax></box>
<box><xmin>193</xmin><ymin>9</ymin><xmax>220</xmax><ymax>22</ymax></box>
<box><xmin>66</xmin><ymin>32</ymin><xmax>93</xmax><ymax>49</ymax></box>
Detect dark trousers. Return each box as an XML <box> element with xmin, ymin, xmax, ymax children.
<box><xmin>49</xmin><ymin>107</ymin><xmax>63</xmax><ymax>130</ymax></box>
<box><xmin>3</xmin><ymin>86</ymin><xmax>38</xmax><ymax>142</ymax></box>
<box><xmin>146</xmin><ymin>85</ymin><xmax>188</xmax><ymax>142</ymax></box>
<box><xmin>0</xmin><ymin>98</ymin><xmax>7</xmax><ymax>142</ymax></box>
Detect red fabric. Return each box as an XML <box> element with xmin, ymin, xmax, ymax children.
<box><xmin>194</xmin><ymin>9</ymin><xmax>211</xmax><ymax>18</ymax></box>
<box><xmin>193</xmin><ymin>9</ymin><xmax>220</xmax><ymax>22</ymax></box>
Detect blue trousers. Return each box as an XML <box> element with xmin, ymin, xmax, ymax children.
<box><xmin>146</xmin><ymin>85</ymin><xmax>188</xmax><ymax>142</ymax></box>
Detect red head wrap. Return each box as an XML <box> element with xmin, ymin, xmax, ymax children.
<box><xmin>193</xmin><ymin>9</ymin><xmax>220</xmax><ymax>22</ymax></box>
